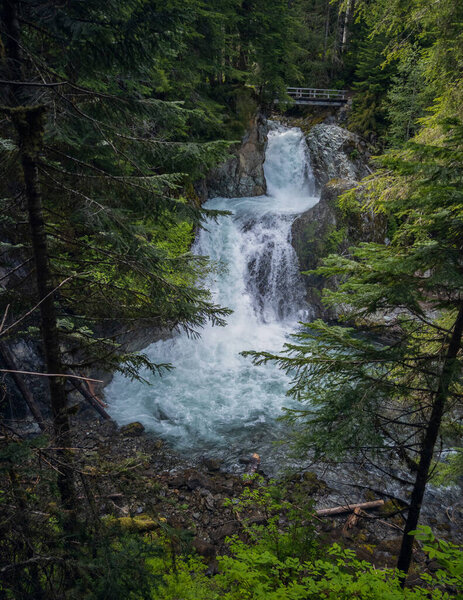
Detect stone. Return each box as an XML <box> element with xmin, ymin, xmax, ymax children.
<box><xmin>186</xmin><ymin>471</ymin><xmax>211</xmax><ymax>491</ymax></box>
<box><xmin>211</xmin><ymin>520</ymin><xmax>241</xmax><ymax>542</ymax></box>
<box><xmin>305</xmin><ymin>123</ymin><xmax>371</xmax><ymax>189</ymax></box>
<box><xmin>205</xmin><ymin>113</ymin><xmax>268</xmax><ymax>199</ymax></box>
<box><xmin>168</xmin><ymin>469</ymin><xmax>212</xmax><ymax>491</ymax></box>
<box><xmin>120</xmin><ymin>421</ymin><xmax>145</xmax><ymax>437</ymax></box>
<box><xmin>202</xmin><ymin>458</ymin><xmax>222</xmax><ymax>472</ymax></box>
<box><xmin>291</xmin><ymin>124</ymin><xmax>387</xmax><ymax>321</ymax></box>
<box><xmin>291</xmin><ymin>179</ymin><xmax>355</xmax><ymax>320</ymax></box>
<box><xmin>202</xmin><ymin>491</ymin><xmax>215</xmax><ymax>511</ymax></box>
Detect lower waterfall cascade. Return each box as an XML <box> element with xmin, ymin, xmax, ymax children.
<box><xmin>106</xmin><ymin>123</ymin><xmax>320</xmax><ymax>468</ymax></box>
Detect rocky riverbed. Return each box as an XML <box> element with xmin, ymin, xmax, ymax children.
<box><xmin>68</xmin><ymin>416</ymin><xmax>461</xmax><ymax>581</ymax></box>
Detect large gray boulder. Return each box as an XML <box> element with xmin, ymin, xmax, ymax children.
<box><xmin>291</xmin><ymin>180</ymin><xmax>355</xmax><ymax>320</ymax></box>
<box><xmin>306</xmin><ymin>124</ymin><xmax>370</xmax><ymax>189</ymax></box>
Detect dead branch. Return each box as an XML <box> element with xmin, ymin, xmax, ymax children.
<box><xmin>0</xmin><ymin>369</ymin><xmax>102</xmax><ymax>383</ymax></box>
<box><xmin>316</xmin><ymin>500</ymin><xmax>385</xmax><ymax>517</ymax></box>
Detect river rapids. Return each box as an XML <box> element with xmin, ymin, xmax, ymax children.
<box><xmin>106</xmin><ymin>124</ymin><xmax>319</xmax><ymax>469</ymax></box>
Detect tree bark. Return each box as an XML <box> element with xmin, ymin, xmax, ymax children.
<box><xmin>2</xmin><ymin>0</ymin><xmax>76</xmax><ymax>520</ymax></box>
<box><xmin>12</xmin><ymin>106</ymin><xmax>76</xmax><ymax>517</ymax></box>
<box><xmin>397</xmin><ymin>302</ymin><xmax>463</xmax><ymax>583</ymax></box>
<box><xmin>322</xmin><ymin>0</ymin><xmax>331</xmax><ymax>62</ymax></box>
<box><xmin>341</xmin><ymin>0</ymin><xmax>353</xmax><ymax>53</ymax></box>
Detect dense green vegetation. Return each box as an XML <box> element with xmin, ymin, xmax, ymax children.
<box><xmin>247</xmin><ymin>0</ymin><xmax>463</xmax><ymax>588</ymax></box>
<box><xmin>1</xmin><ymin>0</ymin><xmax>462</xmax><ymax>598</ymax></box>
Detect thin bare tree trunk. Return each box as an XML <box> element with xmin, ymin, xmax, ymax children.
<box><xmin>341</xmin><ymin>0</ymin><xmax>353</xmax><ymax>53</ymax></box>
<box><xmin>397</xmin><ymin>303</ymin><xmax>463</xmax><ymax>583</ymax></box>
<box><xmin>323</xmin><ymin>0</ymin><xmax>331</xmax><ymax>61</ymax></box>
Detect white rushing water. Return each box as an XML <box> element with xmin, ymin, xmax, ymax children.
<box><xmin>106</xmin><ymin>124</ymin><xmax>319</xmax><ymax>467</ymax></box>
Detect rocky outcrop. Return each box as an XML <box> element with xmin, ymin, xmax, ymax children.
<box><xmin>202</xmin><ymin>113</ymin><xmax>268</xmax><ymax>199</ymax></box>
<box><xmin>292</xmin><ymin>180</ymin><xmax>354</xmax><ymax>320</ymax></box>
<box><xmin>306</xmin><ymin>124</ymin><xmax>371</xmax><ymax>189</ymax></box>
<box><xmin>292</xmin><ymin>124</ymin><xmax>385</xmax><ymax>320</ymax></box>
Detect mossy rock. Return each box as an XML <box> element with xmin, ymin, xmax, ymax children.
<box><xmin>114</xmin><ymin>514</ymin><xmax>160</xmax><ymax>532</ymax></box>
<box><xmin>379</xmin><ymin>499</ymin><xmax>398</xmax><ymax>516</ymax></box>
<box><xmin>120</xmin><ymin>421</ymin><xmax>145</xmax><ymax>437</ymax></box>
<box><xmin>301</xmin><ymin>471</ymin><xmax>327</xmax><ymax>494</ymax></box>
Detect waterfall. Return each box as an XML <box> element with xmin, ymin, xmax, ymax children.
<box><xmin>106</xmin><ymin>124</ymin><xmax>319</xmax><ymax>468</ymax></box>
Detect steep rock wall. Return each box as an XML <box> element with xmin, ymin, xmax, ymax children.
<box><xmin>197</xmin><ymin>113</ymin><xmax>269</xmax><ymax>200</ymax></box>
<box><xmin>306</xmin><ymin>123</ymin><xmax>371</xmax><ymax>189</ymax></box>
<box><xmin>292</xmin><ymin>124</ymin><xmax>385</xmax><ymax>320</ymax></box>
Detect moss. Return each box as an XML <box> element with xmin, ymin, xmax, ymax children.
<box><xmin>300</xmin><ymin>471</ymin><xmax>327</xmax><ymax>494</ymax></box>
<box><xmin>378</xmin><ymin>499</ymin><xmax>397</xmax><ymax>516</ymax></box>
<box><xmin>364</xmin><ymin>490</ymin><xmax>377</xmax><ymax>502</ymax></box>
<box><xmin>114</xmin><ymin>515</ymin><xmax>159</xmax><ymax>532</ymax></box>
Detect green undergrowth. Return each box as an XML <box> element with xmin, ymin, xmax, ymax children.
<box><xmin>149</xmin><ymin>536</ymin><xmax>463</xmax><ymax>600</ymax></box>
<box><xmin>147</xmin><ymin>479</ymin><xmax>463</xmax><ymax>600</ymax></box>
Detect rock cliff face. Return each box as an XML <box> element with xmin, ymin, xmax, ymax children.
<box><xmin>292</xmin><ymin>124</ymin><xmax>385</xmax><ymax>320</ymax></box>
<box><xmin>305</xmin><ymin>123</ymin><xmax>371</xmax><ymax>189</ymax></box>
<box><xmin>292</xmin><ymin>180</ymin><xmax>354</xmax><ymax>320</ymax></box>
<box><xmin>202</xmin><ymin>113</ymin><xmax>268</xmax><ymax>199</ymax></box>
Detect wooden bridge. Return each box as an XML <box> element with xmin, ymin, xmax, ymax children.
<box><xmin>276</xmin><ymin>88</ymin><xmax>348</xmax><ymax>106</ymax></box>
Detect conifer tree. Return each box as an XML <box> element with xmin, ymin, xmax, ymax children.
<box><xmin>0</xmin><ymin>0</ymin><xmax>235</xmax><ymax>530</ymax></box>
<box><xmin>246</xmin><ymin>120</ymin><xmax>463</xmax><ymax>581</ymax></box>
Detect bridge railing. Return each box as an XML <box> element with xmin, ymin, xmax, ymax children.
<box><xmin>286</xmin><ymin>87</ymin><xmax>347</xmax><ymax>101</ymax></box>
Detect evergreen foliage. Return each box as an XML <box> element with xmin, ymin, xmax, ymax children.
<box><xmin>247</xmin><ymin>85</ymin><xmax>463</xmax><ymax>591</ymax></box>
<box><xmin>1</xmin><ymin>0</ymin><xmax>463</xmax><ymax>597</ymax></box>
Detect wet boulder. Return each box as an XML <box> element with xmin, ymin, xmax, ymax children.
<box><xmin>305</xmin><ymin>124</ymin><xmax>371</xmax><ymax>189</ymax></box>
<box><xmin>120</xmin><ymin>421</ymin><xmax>145</xmax><ymax>437</ymax></box>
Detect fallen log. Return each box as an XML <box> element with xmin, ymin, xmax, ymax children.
<box><xmin>0</xmin><ymin>343</ymin><xmax>46</xmax><ymax>431</ymax></box>
<box><xmin>69</xmin><ymin>378</ymin><xmax>111</xmax><ymax>420</ymax></box>
<box><xmin>316</xmin><ymin>500</ymin><xmax>384</xmax><ymax>517</ymax></box>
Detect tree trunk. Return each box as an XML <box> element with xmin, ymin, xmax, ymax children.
<box><xmin>397</xmin><ymin>302</ymin><xmax>463</xmax><ymax>583</ymax></box>
<box><xmin>322</xmin><ymin>0</ymin><xmax>331</xmax><ymax>62</ymax></box>
<box><xmin>341</xmin><ymin>0</ymin><xmax>353</xmax><ymax>53</ymax></box>
<box><xmin>2</xmin><ymin>0</ymin><xmax>76</xmax><ymax>521</ymax></box>
<box><xmin>12</xmin><ymin>106</ymin><xmax>76</xmax><ymax>518</ymax></box>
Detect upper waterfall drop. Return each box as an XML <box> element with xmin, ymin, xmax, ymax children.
<box><xmin>106</xmin><ymin>123</ymin><xmax>320</xmax><ymax>468</ymax></box>
<box><xmin>265</xmin><ymin>123</ymin><xmax>316</xmax><ymax>206</ymax></box>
